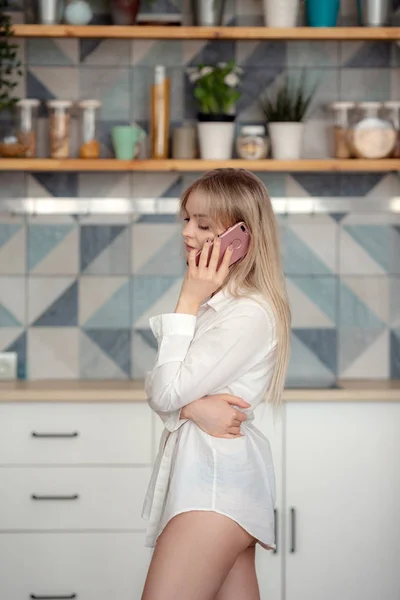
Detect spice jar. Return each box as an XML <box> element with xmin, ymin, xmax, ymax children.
<box><xmin>47</xmin><ymin>100</ymin><xmax>72</xmax><ymax>158</ymax></box>
<box><xmin>327</xmin><ymin>102</ymin><xmax>355</xmax><ymax>158</ymax></box>
<box><xmin>16</xmin><ymin>99</ymin><xmax>40</xmax><ymax>157</ymax></box>
<box><xmin>78</xmin><ymin>99</ymin><xmax>101</xmax><ymax>159</ymax></box>
<box><xmin>236</xmin><ymin>125</ymin><xmax>269</xmax><ymax>160</ymax></box>
<box><xmin>348</xmin><ymin>102</ymin><xmax>397</xmax><ymax>159</ymax></box>
<box><xmin>383</xmin><ymin>101</ymin><xmax>400</xmax><ymax>158</ymax></box>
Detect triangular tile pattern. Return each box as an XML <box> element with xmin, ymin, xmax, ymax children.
<box><xmin>132</xmin><ymin>276</ymin><xmax>180</xmax><ymax>325</ymax></box>
<box><xmin>28</xmin><ymin>224</ymin><xmax>74</xmax><ymax>271</ymax></box>
<box><xmin>287</xmin><ymin>333</ymin><xmax>336</xmax><ymax>388</ymax></box>
<box><xmin>80</xmin><ymin>331</ymin><xmax>128</xmax><ymax>379</ymax></box>
<box><xmin>33</xmin><ymin>281</ymin><xmax>78</xmax><ymax>327</ymax></box>
<box><xmin>28</xmin><ymin>328</ymin><xmax>79</xmax><ymax>379</ymax></box>
<box><xmin>83</xmin><ymin>280</ymin><xmax>131</xmax><ymax>329</ymax></box>
<box><xmin>338</xmin><ymin>281</ymin><xmax>384</xmax><ymax>329</ymax></box>
<box><xmin>293</xmin><ymin>328</ymin><xmax>337</xmax><ymax>374</ymax></box>
<box><xmin>283</xmin><ymin>228</ymin><xmax>333</xmax><ymax>276</ymax></box>
<box><xmin>338</xmin><ymin>328</ymin><xmax>383</xmax><ymax>374</ymax></box>
<box><xmin>340</xmin><ymin>329</ymin><xmax>389</xmax><ymax>379</ymax></box>
<box><xmin>136</xmin><ymin>232</ymin><xmax>186</xmax><ymax>276</ymax></box>
<box><xmin>27</xmin><ymin>39</ymin><xmax>76</xmax><ymax>66</ymax></box>
<box><xmin>131</xmin><ymin>329</ymin><xmax>157</xmax><ymax>379</ymax></box>
<box><xmin>30</xmin><ymin>173</ymin><xmax>78</xmax><ymax>198</ymax></box>
<box><xmin>344</xmin><ymin>41</ymin><xmax>392</xmax><ymax>68</ymax></box>
<box><xmin>288</xmin><ymin>276</ymin><xmax>337</xmax><ymax>325</ymax></box>
<box><xmin>82</xmin><ymin>227</ymin><xmax>130</xmax><ymax>275</ymax></box>
<box><xmin>84</xmin><ymin>329</ymin><xmax>131</xmax><ymax>376</ymax></box>
<box><xmin>6</xmin><ymin>331</ymin><xmax>27</xmax><ymax>379</ymax></box>
<box><xmin>0</xmin><ymin>304</ymin><xmax>21</xmax><ymax>327</ymax></box>
<box><xmin>344</xmin><ymin>225</ymin><xmax>389</xmax><ymax>272</ymax></box>
<box><xmin>0</xmin><ymin>224</ymin><xmax>21</xmax><ymax>248</ymax></box>
<box><xmin>80</xmin><ymin>225</ymin><xmax>127</xmax><ymax>273</ymax></box>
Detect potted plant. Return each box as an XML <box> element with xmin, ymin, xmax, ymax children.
<box><xmin>188</xmin><ymin>60</ymin><xmax>242</xmax><ymax>160</ymax></box>
<box><xmin>260</xmin><ymin>75</ymin><xmax>316</xmax><ymax>160</ymax></box>
<box><xmin>0</xmin><ymin>0</ymin><xmax>23</xmax><ymax>157</ymax></box>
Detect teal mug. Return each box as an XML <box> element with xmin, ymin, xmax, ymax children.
<box><xmin>111</xmin><ymin>125</ymin><xmax>146</xmax><ymax>160</ymax></box>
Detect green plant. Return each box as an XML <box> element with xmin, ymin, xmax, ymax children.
<box><xmin>188</xmin><ymin>60</ymin><xmax>242</xmax><ymax>116</ymax></box>
<box><xmin>260</xmin><ymin>74</ymin><xmax>317</xmax><ymax>123</ymax></box>
<box><xmin>0</xmin><ymin>0</ymin><xmax>22</xmax><ymax>113</ymax></box>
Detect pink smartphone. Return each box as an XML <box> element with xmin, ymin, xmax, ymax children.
<box><xmin>195</xmin><ymin>222</ymin><xmax>251</xmax><ymax>269</ymax></box>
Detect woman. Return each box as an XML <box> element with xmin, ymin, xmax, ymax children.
<box><xmin>141</xmin><ymin>168</ymin><xmax>291</xmax><ymax>600</ymax></box>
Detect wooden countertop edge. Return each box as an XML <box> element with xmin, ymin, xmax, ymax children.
<box><xmin>0</xmin><ymin>380</ymin><xmax>399</xmax><ymax>402</ymax></box>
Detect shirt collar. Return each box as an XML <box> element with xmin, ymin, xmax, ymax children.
<box><xmin>201</xmin><ymin>287</ymin><xmax>235</xmax><ymax>312</ymax></box>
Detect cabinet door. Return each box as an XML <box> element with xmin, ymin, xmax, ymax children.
<box><xmin>254</xmin><ymin>403</ymin><xmax>284</xmax><ymax>600</ymax></box>
<box><xmin>285</xmin><ymin>402</ymin><xmax>400</xmax><ymax>600</ymax></box>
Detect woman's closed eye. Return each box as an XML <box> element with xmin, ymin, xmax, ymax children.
<box><xmin>183</xmin><ymin>217</ymin><xmax>210</xmax><ymax>231</ymax></box>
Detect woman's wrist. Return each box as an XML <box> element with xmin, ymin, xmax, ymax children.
<box><xmin>180</xmin><ymin>404</ymin><xmax>192</xmax><ymax>420</ymax></box>
<box><xmin>174</xmin><ymin>295</ymin><xmax>200</xmax><ymax>316</ymax></box>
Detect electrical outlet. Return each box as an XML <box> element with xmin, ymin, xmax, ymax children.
<box><xmin>0</xmin><ymin>352</ymin><xmax>17</xmax><ymax>380</ymax></box>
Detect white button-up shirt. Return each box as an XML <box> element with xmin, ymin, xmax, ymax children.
<box><xmin>142</xmin><ymin>287</ymin><xmax>278</xmax><ymax>549</ymax></box>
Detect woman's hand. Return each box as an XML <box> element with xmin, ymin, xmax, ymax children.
<box><xmin>181</xmin><ymin>394</ymin><xmax>250</xmax><ymax>438</ymax></box>
<box><xmin>175</xmin><ymin>237</ymin><xmax>233</xmax><ymax>315</ymax></box>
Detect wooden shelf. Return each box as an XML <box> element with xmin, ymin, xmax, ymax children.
<box><xmin>1</xmin><ymin>158</ymin><xmax>400</xmax><ymax>172</ymax></box>
<box><xmin>11</xmin><ymin>24</ymin><xmax>400</xmax><ymax>40</ymax></box>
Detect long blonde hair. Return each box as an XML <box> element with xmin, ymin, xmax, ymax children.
<box><xmin>179</xmin><ymin>168</ymin><xmax>291</xmax><ymax>409</ymax></box>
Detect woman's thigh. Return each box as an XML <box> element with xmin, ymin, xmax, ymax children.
<box><xmin>141</xmin><ymin>511</ymin><xmax>255</xmax><ymax>600</ymax></box>
<box><xmin>215</xmin><ymin>545</ymin><xmax>260</xmax><ymax>600</ymax></box>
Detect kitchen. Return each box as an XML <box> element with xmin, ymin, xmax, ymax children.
<box><xmin>0</xmin><ymin>0</ymin><xmax>399</xmax><ymax>598</ymax></box>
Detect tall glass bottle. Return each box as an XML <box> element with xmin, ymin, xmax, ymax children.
<box><xmin>151</xmin><ymin>65</ymin><xmax>170</xmax><ymax>159</ymax></box>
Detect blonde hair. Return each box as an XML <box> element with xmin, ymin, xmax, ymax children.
<box><xmin>179</xmin><ymin>168</ymin><xmax>291</xmax><ymax>409</ymax></box>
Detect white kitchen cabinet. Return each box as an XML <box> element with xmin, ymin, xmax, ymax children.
<box><xmin>285</xmin><ymin>402</ymin><xmax>400</xmax><ymax>600</ymax></box>
<box><xmin>0</xmin><ymin>532</ymin><xmax>151</xmax><ymax>600</ymax></box>
<box><xmin>254</xmin><ymin>404</ymin><xmax>284</xmax><ymax>600</ymax></box>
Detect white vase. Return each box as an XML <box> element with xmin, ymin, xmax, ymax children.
<box><xmin>197</xmin><ymin>121</ymin><xmax>235</xmax><ymax>160</ymax></box>
<box><xmin>268</xmin><ymin>122</ymin><xmax>305</xmax><ymax>160</ymax></box>
<box><xmin>263</xmin><ymin>0</ymin><xmax>299</xmax><ymax>27</ymax></box>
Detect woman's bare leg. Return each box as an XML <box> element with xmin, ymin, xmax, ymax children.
<box><xmin>215</xmin><ymin>545</ymin><xmax>260</xmax><ymax>600</ymax></box>
<box><xmin>141</xmin><ymin>511</ymin><xmax>255</xmax><ymax>600</ymax></box>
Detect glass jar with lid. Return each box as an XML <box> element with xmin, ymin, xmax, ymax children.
<box><xmin>382</xmin><ymin>101</ymin><xmax>400</xmax><ymax>158</ymax></box>
<box><xmin>348</xmin><ymin>102</ymin><xmax>397</xmax><ymax>159</ymax></box>
<box><xmin>47</xmin><ymin>100</ymin><xmax>72</xmax><ymax>158</ymax></box>
<box><xmin>327</xmin><ymin>102</ymin><xmax>355</xmax><ymax>158</ymax></box>
<box><xmin>236</xmin><ymin>125</ymin><xmax>269</xmax><ymax>160</ymax></box>
<box><xmin>77</xmin><ymin>99</ymin><xmax>101</xmax><ymax>159</ymax></box>
<box><xmin>16</xmin><ymin>99</ymin><xmax>40</xmax><ymax>157</ymax></box>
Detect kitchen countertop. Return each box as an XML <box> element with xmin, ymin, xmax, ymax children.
<box><xmin>0</xmin><ymin>380</ymin><xmax>399</xmax><ymax>403</ymax></box>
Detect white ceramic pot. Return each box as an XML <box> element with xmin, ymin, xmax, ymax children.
<box><xmin>197</xmin><ymin>121</ymin><xmax>235</xmax><ymax>160</ymax></box>
<box><xmin>263</xmin><ymin>0</ymin><xmax>299</xmax><ymax>27</ymax></box>
<box><xmin>268</xmin><ymin>122</ymin><xmax>305</xmax><ymax>160</ymax></box>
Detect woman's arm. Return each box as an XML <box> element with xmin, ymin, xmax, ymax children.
<box><xmin>147</xmin><ymin>304</ymin><xmax>275</xmax><ymax>414</ymax></box>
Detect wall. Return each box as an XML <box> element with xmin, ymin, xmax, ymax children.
<box><xmin>0</xmin><ymin>0</ymin><xmax>399</xmax><ymax>383</ymax></box>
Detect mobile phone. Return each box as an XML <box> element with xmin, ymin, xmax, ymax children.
<box><xmin>195</xmin><ymin>222</ymin><xmax>251</xmax><ymax>269</ymax></box>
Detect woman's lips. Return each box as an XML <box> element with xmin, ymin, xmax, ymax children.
<box><xmin>185</xmin><ymin>244</ymin><xmax>197</xmax><ymax>251</ymax></box>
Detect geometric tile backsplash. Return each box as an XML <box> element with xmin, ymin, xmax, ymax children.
<box><xmin>1</xmin><ymin>0</ymin><xmax>400</xmax><ymax>384</ymax></box>
<box><xmin>0</xmin><ymin>210</ymin><xmax>399</xmax><ymax>384</ymax></box>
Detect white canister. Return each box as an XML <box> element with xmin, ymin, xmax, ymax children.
<box><xmin>268</xmin><ymin>122</ymin><xmax>305</xmax><ymax>160</ymax></box>
<box><xmin>263</xmin><ymin>0</ymin><xmax>300</xmax><ymax>27</ymax></box>
<box><xmin>197</xmin><ymin>121</ymin><xmax>235</xmax><ymax>160</ymax></box>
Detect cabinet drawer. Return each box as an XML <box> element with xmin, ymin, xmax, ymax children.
<box><xmin>0</xmin><ymin>467</ymin><xmax>151</xmax><ymax>530</ymax></box>
<box><xmin>0</xmin><ymin>403</ymin><xmax>152</xmax><ymax>464</ymax></box>
<box><xmin>0</xmin><ymin>532</ymin><xmax>151</xmax><ymax>600</ymax></box>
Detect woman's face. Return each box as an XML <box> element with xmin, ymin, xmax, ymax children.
<box><xmin>181</xmin><ymin>190</ymin><xmax>225</xmax><ymax>259</ymax></box>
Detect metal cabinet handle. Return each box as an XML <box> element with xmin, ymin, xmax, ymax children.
<box><xmin>31</xmin><ymin>432</ymin><xmax>79</xmax><ymax>438</ymax></box>
<box><xmin>273</xmin><ymin>508</ymin><xmax>278</xmax><ymax>554</ymax></box>
<box><xmin>30</xmin><ymin>595</ymin><xmax>77</xmax><ymax>599</ymax></box>
<box><xmin>31</xmin><ymin>494</ymin><xmax>79</xmax><ymax>501</ymax></box>
<box><xmin>290</xmin><ymin>508</ymin><xmax>296</xmax><ymax>553</ymax></box>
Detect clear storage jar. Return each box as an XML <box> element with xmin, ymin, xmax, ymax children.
<box><xmin>47</xmin><ymin>100</ymin><xmax>72</xmax><ymax>158</ymax></box>
<box><xmin>78</xmin><ymin>99</ymin><xmax>101</xmax><ymax>158</ymax></box>
<box><xmin>327</xmin><ymin>102</ymin><xmax>355</xmax><ymax>158</ymax></box>
<box><xmin>16</xmin><ymin>99</ymin><xmax>40</xmax><ymax>158</ymax></box>
<box><xmin>236</xmin><ymin>125</ymin><xmax>269</xmax><ymax>160</ymax></box>
<box><xmin>348</xmin><ymin>102</ymin><xmax>397</xmax><ymax>159</ymax></box>
<box><xmin>383</xmin><ymin>101</ymin><xmax>400</xmax><ymax>158</ymax></box>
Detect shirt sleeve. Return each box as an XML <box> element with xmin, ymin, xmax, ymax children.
<box><xmin>146</xmin><ymin>306</ymin><xmax>276</xmax><ymax>414</ymax></box>
<box><xmin>145</xmin><ymin>370</ymin><xmax>188</xmax><ymax>432</ymax></box>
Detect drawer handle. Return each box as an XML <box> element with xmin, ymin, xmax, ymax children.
<box><xmin>31</xmin><ymin>494</ymin><xmax>79</xmax><ymax>501</ymax></box>
<box><xmin>31</xmin><ymin>432</ymin><xmax>79</xmax><ymax>438</ymax></box>
<box><xmin>30</xmin><ymin>595</ymin><xmax>77</xmax><ymax>599</ymax></box>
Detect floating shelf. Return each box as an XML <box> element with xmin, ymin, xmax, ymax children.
<box><xmin>11</xmin><ymin>24</ymin><xmax>400</xmax><ymax>40</ymax></box>
<box><xmin>1</xmin><ymin>158</ymin><xmax>400</xmax><ymax>172</ymax></box>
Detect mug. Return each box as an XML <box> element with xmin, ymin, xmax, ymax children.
<box><xmin>111</xmin><ymin>125</ymin><xmax>146</xmax><ymax>160</ymax></box>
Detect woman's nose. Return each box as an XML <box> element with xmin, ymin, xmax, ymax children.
<box><xmin>182</xmin><ymin>221</ymin><xmax>194</xmax><ymax>238</ymax></box>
